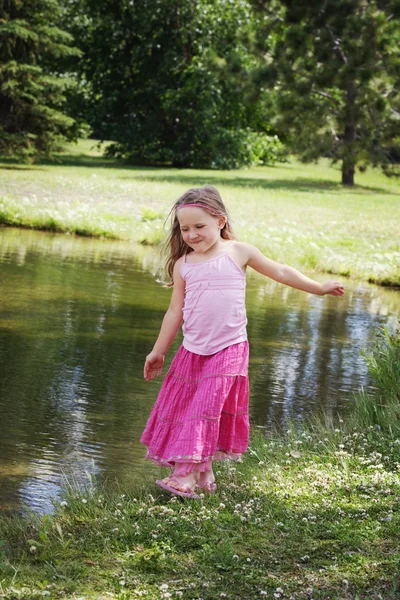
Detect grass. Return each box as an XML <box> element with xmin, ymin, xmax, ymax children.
<box><xmin>1</xmin><ymin>328</ymin><xmax>400</xmax><ymax>600</ymax></box>
<box><xmin>1</xmin><ymin>139</ymin><xmax>400</xmax><ymax>286</ymax></box>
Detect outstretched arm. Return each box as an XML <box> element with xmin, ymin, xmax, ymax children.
<box><xmin>144</xmin><ymin>259</ymin><xmax>185</xmax><ymax>381</ymax></box>
<box><xmin>244</xmin><ymin>243</ymin><xmax>344</xmax><ymax>296</ymax></box>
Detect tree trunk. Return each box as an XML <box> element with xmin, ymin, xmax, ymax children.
<box><xmin>176</xmin><ymin>0</ymin><xmax>192</xmax><ymax>65</ymax></box>
<box><xmin>341</xmin><ymin>81</ymin><xmax>357</xmax><ymax>186</ymax></box>
<box><xmin>342</xmin><ymin>153</ymin><xmax>355</xmax><ymax>186</ymax></box>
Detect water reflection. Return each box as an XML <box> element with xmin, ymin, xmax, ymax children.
<box><xmin>0</xmin><ymin>227</ymin><xmax>399</xmax><ymax>514</ymax></box>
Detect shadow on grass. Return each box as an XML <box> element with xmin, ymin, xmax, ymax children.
<box><xmin>43</xmin><ymin>153</ymin><xmax>125</xmax><ymax>169</ymax></box>
<box><xmin>121</xmin><ymin>172</ymin><xmax>394</xmax><ymax>195</ymax></box>
<box><xmin>0</xmin><ymin>153</ymin><xmax>124</xmax><ymax>170</ymax></box>
<box><xmin>0</xmin><ymin>165</ymin><xmax>44</xmax><ymax>171</ymax></box>
<box><xmin>1</xmin><ymin>152</ymin><xmax>395</xmax><ymax>195</ymax></box>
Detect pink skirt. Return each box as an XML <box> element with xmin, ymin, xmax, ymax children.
<box><xmin>141</xmin><ymin>341</ymin><xmax>250</xmax><ymax>467</ymax></box>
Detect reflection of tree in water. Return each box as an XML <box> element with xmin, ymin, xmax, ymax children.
<box><xmin>0</xmin><ymin>232</ymin><xmax>169</xmax><ymax>511</ymax></box>
<box><xmin>0</xmin><ymin>227</ymin><xmax>160</xmax><ymax>270</ymax></box>
<box><xmin>247</xmin><ymin>279</ymin><xmax>388</xmax><ymax>428</ymax></box>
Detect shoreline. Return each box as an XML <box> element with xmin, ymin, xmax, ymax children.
<box><xmin>1</xmin><ymin>219</ymin><xmax>399</xmax><ymax>290</ymax></box>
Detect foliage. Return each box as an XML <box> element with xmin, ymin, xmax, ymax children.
<box><xmin>0</xmin><ymin>0</ymin><xmax>82</xmax><ymax>160</ymax></box>
<box><xmin>363</xmin><ymin>327</ymin><xmax>400</xmax><ymax>402</ymax></box>
<box><xmin>253</xmin><ymin>0</ymin><xmax>400</xmax><ymax>185</ymax></box>
<box><xmin>186</xmin><ymin>127</ymin><xmax>284</xmax><ymax>170</ymax></box>
<box><xmin>344</xmin><ymin>327</ymin><xmax>400</xmax><ymax>433</ymax></box>
<box><xmin>60</xmin><ymin>0</ymin><xmax>283</xmax><ymax>169</ymax></box>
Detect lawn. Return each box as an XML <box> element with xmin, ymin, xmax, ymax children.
<box><xmin>0</xmin><ymin>139</ymin><xmax>399</xmax><ymax>286</ymax></box>
<box><xmin>2</xmin><ymin>426</ymin><xmax>400</xmax><ymax>600</ymax></box>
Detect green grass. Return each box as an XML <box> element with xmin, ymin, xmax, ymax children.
<box><xmin>1</xmin><ymin>428</ymin><xmax>399</xmax><ymax>599</ymax></box>
<box><xmin>1</xmin><ymin>329</ymin><xmax>400</xmax><ymax>600</ymax></box>
<box><xmin>1</xmin><ymin>139</ymin><xmax>400</xmax><ymax>286</ymax></box>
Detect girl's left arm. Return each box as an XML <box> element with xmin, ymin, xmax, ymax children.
<box><xmin>242</xmin><ymin>243</ymin><xmax>344</xmax><ymax>296</ymax></box>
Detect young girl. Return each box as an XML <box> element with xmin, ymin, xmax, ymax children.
<box><xmin>141</xmin><ymin>185</ymin><xmax>344</xmax><ymax>499</ymax></box>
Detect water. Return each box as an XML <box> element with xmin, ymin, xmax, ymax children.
<box><xmin>0</xmin><ymin>227</ymin><xmax>399</xmax><ymax>513</ymax></box>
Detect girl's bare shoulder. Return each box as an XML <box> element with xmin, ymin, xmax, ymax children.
<box><xmin>226</xmin><ymin>241</ymin><xmax>253</xmax><ymax>269</ymax></box>
<box><xmin>172</xmin><ymin>256</ymin><xmax>186</xmax><ymax>279</ymax></box>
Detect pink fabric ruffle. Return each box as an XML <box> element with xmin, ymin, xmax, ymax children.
<box><xmin>141</xmin><ymin>342</ymin><xmax>249</xmax><ymax>467</ymax></box>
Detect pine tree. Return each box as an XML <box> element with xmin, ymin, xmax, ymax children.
<box><xmin>0</xmin><ymin>0</ymin><xmax>81</xmax><ymax>160</ymax></box>
<box><xmin>254</xmin><ymin>0</ymin><xmax>400</xmax><ymax>185</ymax></box>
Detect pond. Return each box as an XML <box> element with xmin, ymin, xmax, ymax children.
<box><xmin>0</xmin><ymin>227</ymin><xmax>399</xmax><ymax>514</ymax></box>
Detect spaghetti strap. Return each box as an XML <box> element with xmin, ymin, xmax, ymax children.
<box><xmin>180</xmin><ymin>253</ymin><xmax>187</xmax><ymax>278</ymax></box>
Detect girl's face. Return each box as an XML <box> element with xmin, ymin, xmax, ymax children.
<box><xmin>177</xmin><ymin>206</ymin><xmax>226</xmax><ymax>253</ymax></box>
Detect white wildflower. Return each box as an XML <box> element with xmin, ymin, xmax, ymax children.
<box><xmin>290</xmin><ymin>450</ymin><xmax>301</xmax><ymax>459</ymax></box>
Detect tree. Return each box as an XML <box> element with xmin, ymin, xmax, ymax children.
<box><xmin>253</xmin><ymin>0</ymin><xmax>400</xmax><ymax>185</ymax></box>
<box><xmin>0</xmin><ymin>0</ymin><xmax>81</xmax><ymax>160</ymax></box>
<box><xmin>61</xmin><ymin>0</ymin><xmax>283</xmax><ymax>169</ymax></box>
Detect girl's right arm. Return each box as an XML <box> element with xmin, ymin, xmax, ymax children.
<box><xmin>144</xmin><ymin>257</ymin><xmax>185</xmax><ymax>381</ymax></box>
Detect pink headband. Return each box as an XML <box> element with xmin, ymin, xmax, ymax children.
<box><xmin>176</xmin><ymin>203</ymin><xmax>222</xmax><ymax>216</ymax></box>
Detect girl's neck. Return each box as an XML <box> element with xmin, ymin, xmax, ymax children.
<box><xmin>186</xmin><ymin>239</ymin><xmax>232</xmax><ymax>263</ymax></box>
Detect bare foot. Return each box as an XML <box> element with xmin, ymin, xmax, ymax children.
<box><xmin>198</xmin><ymin>470</ymin><xmax>216</xmax><ymax>492</ymax></box>
<box><xmin>161</xmin><ymin>472</ymin><xmax>199</xmax><ymax>494</ymax></box>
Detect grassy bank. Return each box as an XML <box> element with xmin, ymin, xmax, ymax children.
<box><xmin>1</xmin><ymin>328</ymin><xmax>400</xmax><ymax>600</ymax></box>
<box><xmin>1</xmin><ymin>140</ymin><xmax>399</xmax><ymax>287</ymax></box>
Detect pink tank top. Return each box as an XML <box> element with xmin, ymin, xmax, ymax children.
<box><xmin>180</xmin><ymin>252</ymin><xmax>247</xmax><ymax>356</ymax></box>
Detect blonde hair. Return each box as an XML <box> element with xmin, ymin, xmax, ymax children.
<box><xmin>162</xmin><ymin>185</ymin><xmax>235</xmax><ymax>286</ymax></box>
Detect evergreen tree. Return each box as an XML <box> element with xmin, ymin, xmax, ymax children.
<box><xmin>0</xmin><ymin>0</ymin><xmax>81</xmax><ymax>160</ymax></box>
<box><xmin>254</xmin><ymin>0</ymin><xmax>400</xmax><ymax>185</ymax></box>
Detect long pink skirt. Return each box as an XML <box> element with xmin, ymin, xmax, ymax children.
<box><xmin>141</xmin><ymin>341</ymin><xmax>250</xmax><ymax>466</ymax></box>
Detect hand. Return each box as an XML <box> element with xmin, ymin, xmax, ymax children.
<box><xmin>321</xmin><ymin>281</ymin><xmax>345</xmax><ymax>296</ymax></box>
<box><xmin>144</xmin><ymin>351</ymin><xmax>165</xmax><ymax>381</ymax></box>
